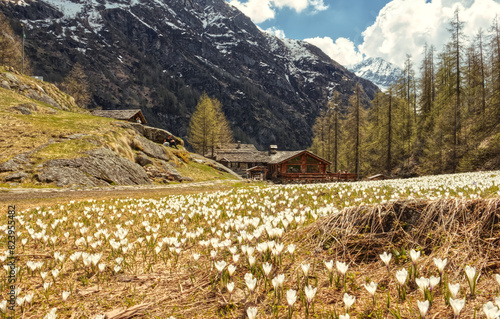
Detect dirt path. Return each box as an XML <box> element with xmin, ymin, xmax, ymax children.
<box><xmin>0</xmin><ymin>180</ymin><xmax>243</xmax><ymax>211</ymax></box>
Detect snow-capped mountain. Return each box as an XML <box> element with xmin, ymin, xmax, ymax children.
<box><xmin>349</xmin><ymin>57</ymin><xmax>402</xmax><ymax>91</ymax></box>
<box><xmin>0</xmin><ymin>0</ymin><xmax>378</xmax><ymax>149</ymax></box>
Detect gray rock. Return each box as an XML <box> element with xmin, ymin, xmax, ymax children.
<box><xmin>37</xmin><ymin>167</ymin><xmax>107</xmax><ymax>187</ymax></box>
<box><xmin>18</xmin><ymin>84</ymin><xmax>30</xmax><ymax>91</ymax></box>
<box><xmin>134</xmin><ymin>135</ymin><xmax>170</xmax><ymax>161</ymax></box>
<box><xmin>0</xmin><ymin>159</ymin><xmax>24</xmax><ymax>172</ymax></box>
<box><xmin>24</xmin><ymin>90</ymin><xmax>62</xmax><ymax>109</ymax></box>
<box><xmin>120</xmin><ymin>123</ymin><xmax>182</xmax><ymax>145</ymax></box>
<box><xmin>158</xmin><ymin>160</ymin><xmax>183</xmax><ymax>181</ymax></box>
<box><xmin>135</xmin><ymin>152</ymin><xmax>153</xmax><ymax>166</ymax></box>
<box><xmin>4</xmin><ymin>171</ymin><xmax>29</xmax><ymax>182</ymax></box>
<box><xmin>0</xmin><ymin>80</ymin><xmax>10</xmax><ymax>90</ymax></box>
<box><xmin>10</xmin><ymin>103</ymin><xmax>39</xmax><ymax>115</ymax></box>
<box><xmin>2</xmin><ymin>73</ymin><xmax>20</xmax><ymax>87</ymax></box>
<box><xmin>36</xmin><ymin>148</ymin><xmax>151</xmax><ymax>187</ymax></box>
<box><xmin>181</xmin><ymin>176</ymin><xmax>194</xmax><ymax>182</ymax></box>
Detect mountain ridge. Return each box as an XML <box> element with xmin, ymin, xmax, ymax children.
<box><xmin>1</xmin><ymin>0</ymin><xmax>379</xmax><ymax>150</ymax></box>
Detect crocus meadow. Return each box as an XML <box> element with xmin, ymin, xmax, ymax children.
<box><xmin>3</xmin><ymin>170</ymin><xmax>500</xmax><ymax>318</ymax></box>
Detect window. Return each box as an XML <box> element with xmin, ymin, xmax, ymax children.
<box><xmin>306</xmin><ymin>156</ymin><xmax>320</xmax><ymax>164</ymax></box>
<box><xmin>288</xmin><ymin>156</ymin><xmax>301</xmax><ymax>164</ymax></box>
<box><xmin>307</xmin><ymin>165</ymin><xmax>319</xmax><ymax>173</ymax></box>
<box><xmin>287</xmin><ymin>165</ymin><xmax>301</xmax><ymax>173</ymax></box>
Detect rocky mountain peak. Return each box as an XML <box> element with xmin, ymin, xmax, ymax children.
<box><xmin>349</xmin><ymin>57</ymin><xmax>402</xmax><ymax>91</ymax></box>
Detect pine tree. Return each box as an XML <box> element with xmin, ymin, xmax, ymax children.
<box><xmin>59</xmin><ymin>63</ymin><xmax>92</xmax><ymax>108</ymax></box>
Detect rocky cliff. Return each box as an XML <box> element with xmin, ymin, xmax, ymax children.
<box><xmin>1</xmin><ymin>0</ymin><xmax>379</xmax><ymax>150</ymax></box>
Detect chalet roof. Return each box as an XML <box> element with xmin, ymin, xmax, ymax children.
<box><xmin>92</xmin><ymin>109</ymin><xmax>146</xmax><ymax>123</ymax></box>
<box><xmin>219</xmin><ymin>143</ymin><xmax>259</xmax><ymax>151</ymax></box>
<box><xmin>215</xmin><ymin>150</ymin><xmax>269</xmax><ymax>163</ymax></box>
<box><xmin>268</xmin><ymin>151</ymin><xmax>304</xmax><ymax>164</ymax></box>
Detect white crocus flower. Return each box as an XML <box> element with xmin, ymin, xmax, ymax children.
<box><xmin>0</xmin><ymin>300</ymin><xmax>6</xmax><ymax>313</ymax></box>
<box><xmin>448</xmin><ymin>282</ymin><xmax>460</xmax><ymax>299</ymax></box>
<box><xmin>324</xmin><ymin>260</ymin><xmax>334</xmax><ymax>272</ymax></box>
<box><xmin>433</xmin><ymin>257</ymin><xmax>448</xmax><ymax>274</ymax></box>
<box><xmin>417</xmin><ymin>300</ymin><xmax>429</xmax><ymax>318</ymax></box>
<box><xmin>192</xmin><ymin>253</ymin><xmax>200</xmax><ymax>261</ymax></box>
<box><xmin>287</xmin><ymin>244</ymin><xmax>295</xmax><ymax>255</ymax></box>
<box><xmin>304</xmin><ymin>285</ymin><xmax>317</xmax><ymax>304</ymax></box>
<box><xmin>364</xmin><ymin>281</ymin><xmax>377</xmax><ymax>296</ymax></box>
<box><xmin>62</xmin><ymin>291</ymin><xmax>70</xmax><ymax>301</ymax></box>
<box><xmin>429</xmin><ymin>276</ymin><xmax>440</xmax><ymax>291</ymax></box>
<box><xmin>248</xmin><ymin>255</ymin><xmax>256</xmax><ymax>267</ymax></box>
<box><xmin>464</xmin><ymin>265</ymin><xmax>478</xmax><ymax>295</ymax></box>
<box><xmin>43</xmin><ymin>308</ymin><xmax>57</xmax><ymax>319</ymax></box>
<box><xmin>410</xmin><ymin>249</ymin><xmax>420</xmax><ymax>263</ymax></box>
<box><xmin>232</xmin><ymin>254</ymin><xmax>240</xmax><ymax>263</ymax></box>
<box><xmin>395</xmin><ymin>268</ymin><xmax>408</xmax><ymax>286</ymax></box>
<box><xmin>301</xmin><ymin>263</ymin><xmax>310</xmax><ymax>277</ymax></box>
<box><xmin>245</xmin><ymin>273</ymin><xmax>257</xmax><ymax>294</ymax></box>
<box><xmin>227</xmin><ymin>282</ymin><xmax>234</xmax><ymax>294</ymax></box>
<box><xmin>228</xmin><ymin>265</ymin><xmax>236</xmax><ymax>277</ymax></box>
<box><xmin>258</xmin><ymin>261</ymin><xmax>270</xmax><ymax>275</ymax></box>
<box><xmin>483</xmin><ymin>301</ymin><xmax>500</xmax><ymax>319</ymax></box>
<box><xmin>416</xmin><ymin>277</ymin><xmax>430</xmax><ymax>293</ymax></box>
<box><xmin>246</xmin><ymin>307</ymin><xmax>258</xmax><ymax>319</ymax></box>
<box><xmin>380</xmin><ymin>252</ymin><xmax>392</xmax><ymax>267</ymax></box>
<box><xmin>214</xmin><ymin>260</ymin><xmax>227</xmax><ymax>273</ymax></box>
<box><xmin>336</xmin><ymin>261</ymin><xmax>348</xmax><ymax>275</ymax></box>
<box><xmin>339</xmin><ymin>314</ymin><xmax>350</xmax><ymax>319</ymax></box>
<box><xmin>286</xmin><ymin>289</ymin><xmax>297</xmax><ymax>306</ymax></box>
<box><xmin>496</xmin><ymin>296</ymin><xmax>500</xmax><ymax>308</ymax></box>
<box><xmin>343</xmin><ymin>293</ymin><xmax>356</xmax><ymax>311</ymax></box>
<box><xmin>449</xmin><ymin>298</ymin><xmax>465</xmax><ymax>318</ymax></box>
<box><xmin>495</xmin><ymin>274</ymin><xmax>500</xmax><ymax>286</ymax></box>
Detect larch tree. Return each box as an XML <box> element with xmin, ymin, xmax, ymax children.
<box><xmin>188</xmin><ymin>93</ymin><xmax>233</xmax><ymax>157</ymax></box>
<box><xmin>59</xmin><ymin>63</ymin><xmax>92</xmax><ymax>108</ymax></box>
<box><xmin>0</xmin><ymin>12</ymin><xmax>29</xmax><ymax>72</ymax></box>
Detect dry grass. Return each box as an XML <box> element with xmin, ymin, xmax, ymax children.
<box><xmin>8</xmin><ymin>195</ymin><xmax>500</xmax><ymax>319</ymax></box>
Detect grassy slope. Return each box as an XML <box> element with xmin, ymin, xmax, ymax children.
<box><xmin>0</xmin><ymin>67</ymin><xmax>236</xmax><ymax>187</ymax></box>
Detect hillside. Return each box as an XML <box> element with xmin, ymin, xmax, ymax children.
<box><xmin>0</xmin><ymin>66</ymin><xmax>238</xmax><ymax>188</ymax></box>
<box><xmin>0</xmin><ymin>0</ymin><xmax>379</xmax><ymax>150</ymax></box>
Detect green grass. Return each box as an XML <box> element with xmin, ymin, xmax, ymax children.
<box><xmin>30</xmin><ymin>138</ymin><xmax>99</xmax><ymax>164</ymax></box>
<box><xmin>177</xmin><ymin>162</ymin><xmax>237</xmax><ymax>182</ymax></box>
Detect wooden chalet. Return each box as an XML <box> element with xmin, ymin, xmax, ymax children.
<box><xmin>214</xmin><ymin>143</ymin><xmax>357</xmax><ymax>183</ymax></box>
<box><xmin>92</xmin><ymin>109</ymin><xmax>147</xmax><ymax>124</ymax></box>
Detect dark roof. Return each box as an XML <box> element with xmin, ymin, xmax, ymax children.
<box><xmin>215</xmin><ymin>149</ymin><xmax>269</xmax><ymax>163</ymax></box>
<box><xmin>92</xmin><ymin>109</ymin><xmax>146</xmax><ymax>123</ymax></box>
<box><xmin>215</xmin><ymin>146</ymin><xmax>331</xmax><ymax>166</ymax></box>
<box><xmin>267</xmin><ymin>151</ymin><xmax>303</xmax><ymax>164</ymax></box>
<box><xmin>220</xmin><ymin>143</ymin><xmax>259</xmax><ymax>151</ymax></box>
<box><xmin>268</xmin><ymin>150</ymin><xmax>331</xmax><ymax>165</ymax></box>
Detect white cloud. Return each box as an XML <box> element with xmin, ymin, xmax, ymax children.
<box><xmin>304</xmin><ymin>37</ymin><xmax>364</xmax><ymax>66</ymax></box>
<box><xmin>229</xmin><ymin>0</ymin><xmax>275</xmax><ymax>23</ymax></box>
<box><xmin>358</xmin><ymin>0</ymin><xmax>500</xmax><ymax>68</ymax></box>
<box><xmin>265</xmin><ymin>27</ymin><xmax>286</xmax><ymax>39</ymax></box>
<box><xmin>228</xmin><ymin>0</ymin><xmax>328</xmax><ymax>24</ymax></box>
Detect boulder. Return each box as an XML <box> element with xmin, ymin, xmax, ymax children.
<box><xmin>0</xmin><ymin>80</ymin><xmax>10</xmax><ymax>90</ymax></box>
<box><xmin>135</xmin><ymin>152</ymin><xmax>153</xmax><ymax>166</ymax></box>
<box><xmin>36</xmin><ymin>148</ymin><xmax>151</xmax><ymax>187</ymax></box>
<box><xmin>133</xmin><ymin>136</ymin><xmax>170</xmax><ymax>161</ymax></box>
<box><xmin>0</xmin><ymin>158</ymin><xmax>25</xmax><ymax>172</ymax></box>
<box><xmin>119</xmin><ymin>123</ymin><xmax>183</xmax><ymax>145</ymax></box>
<box><xmin>10</xmin><ymin>103</ymin><xmax>39</xmax><ymax>115</ymax></box>
<box><xmin>2</xmin><ymin>73</ymin><xmax>20</xmax><ymax>87</ymax></box>
<box><xmin>158</xmin><ymin>160</ymin><xmax>183</xmax><ymax>181</ymax></box>
<box><xmin>24</xmin><ymin>90</ymin><xmax>62</xmax><ymax>109</ymax></box>
<box><xmin>4</xmin><ymin>171</ymin><xmax>29</xmax><ymax>182</ymax></box>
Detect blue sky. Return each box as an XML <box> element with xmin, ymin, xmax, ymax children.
<box><xmin>256</xmin><ymin>1</ymin><xmax>389</xmax><ymax>46</ymax></box>
<box><xmin>227</xmin><ymin>0</ymin><xmax>500</xmax><ymax>67</ymax></box>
